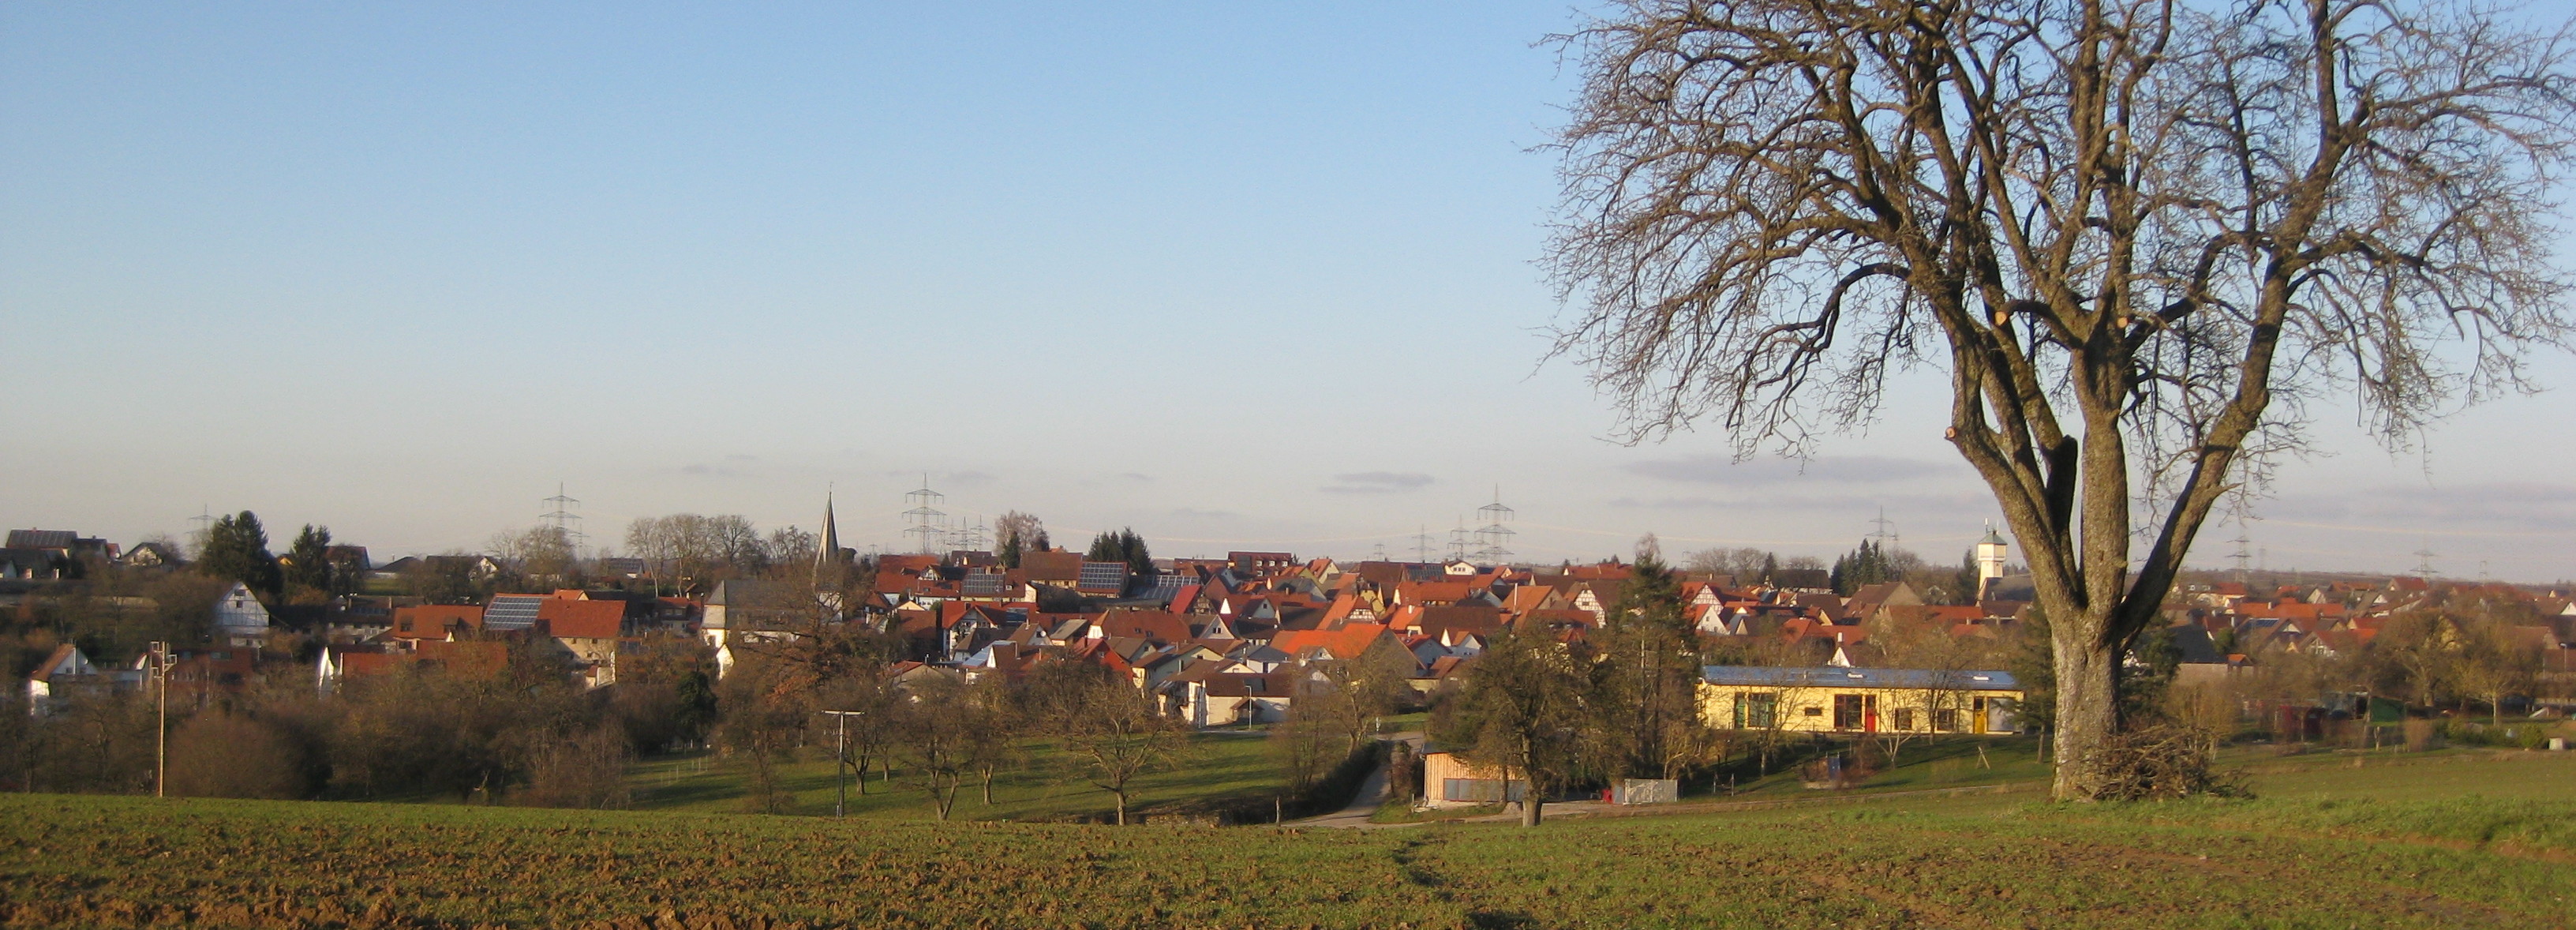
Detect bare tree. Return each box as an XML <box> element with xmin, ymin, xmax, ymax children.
<box><xmin>890</xmin><ymin>674</ymin><xmax>972</xmax><ymax>819</ymax></box>
<box><xmin>2454</xmin><ymin>616</ymin><xmax>2542</xmax><ymax>726</ymax></box>
<box><xmin>1057</xmin><ymin>673</ymin><xmax>1189</xmax><ymax>825</ymax></box>
<box><xmin>1545</xmin><ymin>0</ymin><xmax>2575</xmax><ymax>799</ymax></box>
<box><xmin>1436</xmin><ymin>624</ymin><xmax>1587</xmax><ymax>826</ymax></box>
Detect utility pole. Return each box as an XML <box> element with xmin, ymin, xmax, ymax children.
<box><xmin>822</xmin><ymin>709</ymin><xmax>865</xmax><ymax>817</ymax></box>
<box><xmin>150</xmin><ymin>641</ymin><xmax>169</xmax><ymax>798</ymax></box>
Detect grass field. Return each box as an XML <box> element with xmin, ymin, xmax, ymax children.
<box><xmin>627</xmin><ymin>730</ymin><xmax>1292</xmax><ymax>823</ymax></box>
<box><xmin>6</xmin><ymin>746</ymin><xmax>2575</xmax><ymax>928</ymax></box>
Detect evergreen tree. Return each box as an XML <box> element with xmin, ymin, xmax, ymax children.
<box><xmin>997</xmin><ymin>531</ymin><xmax>1024</xmax><ymax>569</ymax></box>
<box><xmin>1953</xmin><ymin>549</ymin><xmax>1983</xmax><ymax>605</ymax></box>
<box><xmin>1087</xmin><ymin>527</ymin><xmax>1155</xmax><ymax>580</ymax></box>
<box><xmin>1589</xmin><ymin>545</ymin><xmax>1698</xmax><ymax>780</ymax></box>
<box><xmin>200</xmin><ymin>511</ymin><xmax>283</xmax><ymax>596</ymax></box>
<box><xmin>1829</xmin><ymin>539</ymin><xmax>1896</xmax><ymax>595</ymax></box>
<box><xmin>284</xmin><ymin>524</ymin><xmax>334</xmax><ymax>594</ymax></box>
<box><xmin>1120</xmin><ymin>528</ymin><xmax>1155</xmax><ymax>580</ymax></box>
<box><xmin>1085</xmin><ymin>531</ymin><xmax>1121</xmax><ymax>563</ymax></box>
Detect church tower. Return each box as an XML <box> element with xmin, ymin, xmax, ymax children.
<box><xmin>814</xmin><ymin>491</ymin><xmax>850</xmax><ymax>590</ymax></box>
<box><xmin>1974</xmin><ymin>523</ymin><xmax>2009</xmax><ymax>599</ymax></box>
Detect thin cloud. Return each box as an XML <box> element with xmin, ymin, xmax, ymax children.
<box><xmin>1321</xmin><ymin>471</ymin><xmax>1436</xmax><ymax>494</ymax></box>
<box><xmin>2262</xmin><ymin>482</ymin><xmax>2576</xmax><ymax>534</ymax></box>
<box><xmin>1627</xmin><ymin>455</ymin><xmax>1953</xmax><ymax>486</ymax></box>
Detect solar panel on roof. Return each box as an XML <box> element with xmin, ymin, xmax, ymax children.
<box><xmin>484</xmin><ymin>595</ymin><xmax>543</xmax><ymax>631</ymax></box>
<box><xmin>1077</xmin><ymin>563</ymin><xmax>1129</xmax><ymax>591</ymax></box>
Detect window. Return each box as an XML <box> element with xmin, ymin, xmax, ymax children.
<box><xmin>1934</xmin><ymin>709</ymin><xmax>1960</xmax><ymax>733</ymax></box>
<box><xmin>1803</xmin><ymin>706</ymin><xmax>1823</xmax><ymax>717</ymax></box>
<box><xmin>1735</xmin><ymin>692</ymin><xmax>1777</xmax><ymax>729</ymax></box>
<box><xmin>1893</xmin><ymin>708</ymin><xmax>1915</xmax><ymax>731</ymax></box>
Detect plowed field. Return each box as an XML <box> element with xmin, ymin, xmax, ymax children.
<box><xmin>5</xmin><ymin>757</ymin><xmax>2573</xmax><ymax>929</ymax></box>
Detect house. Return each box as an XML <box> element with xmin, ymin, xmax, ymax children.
<box><xmin>24</xmin><ymin>644</ymin><xmax>103</xmax><ymax>711</ymax></box>
<box><xmin>537</xmin><ymin>596</ymin><xmax>627</xmax><ymax>667</ymax></box>
<box><xmin>213</xmin><ymin>582</ymin><xmax>271</xmax><ymax>645</ymax></box>
<box><xmin>6</xmin><ymin>530</ymin><xmax>113</xmax><ymax>561</ymax></box>
<box><xmin>0</xmin><ymin>549</ymin><xmax>64</xmax><ymax>581</ymax></box>
<box><xmin>1019</xmin><ymin>551</ymin><xmax>1084</xmax><ymax>588</ymax></box>
<box><xmin>1229</xmin><ymin>551</ymin><xmax>1297</xmax><ymax>575</ymax></box>
<box><xmin>391</xmin><ymin>604</ymin><xmax>486</xmax><ymax>643</ymax></box>
<box><xmin>1698</xmin><ymin>666</ymin><xmax>2024</xmax><ymax>735</ymax></box>
<box><xmin>121</xmin><ymin>541</ymin><xmax>183</xmax><ymax>568</ymax></box>
<box><xmin>149</xmin><ymin>647</ymin><xmax>260</xmax><ymax>704</ymax></box>
<box><xmin>316</xmin><ymin>644</ymin><xmax>404</xmax><ymax>694</ymax></box>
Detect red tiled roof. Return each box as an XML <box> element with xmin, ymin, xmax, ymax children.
<box><xmin>391</xmin><ymin>605</ymin><xmax>485</xmax><ymax>640</ymax></box>
<box><xmin>1096</xmin><ymin>609</ymin><xmax>1193</xmax><ymax>645</ymax></box>
<box><xmin>414</xmin><ymin>640</ymin><xmax>508</xmax><ymax>680</ymax></box>
<box><xmin>538</xmin><ymin>598</ymin><xmax>625</xmax><ymax>639</ymax></box>
<box><xmin>1270</xmin><ymin>623</ymin><xmax>1391</xmax><ymax>662</ymax></box>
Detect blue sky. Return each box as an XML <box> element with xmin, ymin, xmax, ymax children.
<box><xmin>6</xmin><ymin>2</ymin><xmax>2574</xmax><ymax>582</ymax></box>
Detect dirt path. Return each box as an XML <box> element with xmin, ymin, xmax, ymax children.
<box><xmin>1286</xmin><ymin>760</ymin><xmax>1390</xmax><ymax>827</ymax></box>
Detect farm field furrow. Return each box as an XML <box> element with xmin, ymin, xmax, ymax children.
<box><xmin>6</xmin><ymin>763</ymin><xmax>2576</xmax><ymax>930</ymax></box>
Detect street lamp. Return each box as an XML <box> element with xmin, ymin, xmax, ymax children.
<box><xmin>820</xmin><ymin>710</ymin><xmax>865</xmax><ymax>817</ymax></box>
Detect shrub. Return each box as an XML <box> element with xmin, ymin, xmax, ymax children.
<box><xmin>2076</xmin><ymin>725</ymin><xmax>2248</xmax><ymax>801</ymax></box>
<box><xmin>167</xmin><ymin>713</ymin><xmax>313</xmax><ymax>800</ymax></box>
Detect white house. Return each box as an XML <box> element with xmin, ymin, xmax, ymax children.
<box><xmin>24</xmin><ymin>644</ymin><xmax>98</xmax><ymax>711</ymax></box>
<box><xmin>213</xmin><ymin>582</ymin><xmax>271</xmax><ymax>645</ymax></box>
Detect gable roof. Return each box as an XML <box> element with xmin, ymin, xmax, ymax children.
<box><xmin>1270</xmin><ymin>623</ymin><xmax>1391</xmax><ymax>663</ymax></box>
<box><xmin>1020</xmin><ymin>550</ymin><xmax>1084</xmax><ymax>583</ymax></box>
<box><xmin>483</xmin><ymin>594</ymin><xmax>545</xmax><ymax>631</ymax></box>
<box><xmin>392</xmin><ymin>604</ymin><xmax>486</xmax><ymax>639</ymax></box>
<box><xmin>1095</xmin><ymin>609</ymin><xmax>1193</xmax><ymax>646</ymax></box>
<box><xmin>537</xmin><ymin>598</ymin><xmax>625</xmax><ymax>639</ymax></box>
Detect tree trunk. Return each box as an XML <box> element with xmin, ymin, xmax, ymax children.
<box><xmin>1113</xmin><ymin>790</ymin><xmax>1128</xmax><ymax>826</ymax></box>
<box><xmin>981</xmin><ymin>769</ymin><xmax>994</xmax><ymax>804</ymax></box>
<box><xmin>2049</xmin><ymin>622</ymin><xmax>2120</xmax><ymax>801</ymax></box>
<box><xmin>1520</xmin><ymin>794</ymin><xmax>1542</xmax><ymax>827</ymax></box>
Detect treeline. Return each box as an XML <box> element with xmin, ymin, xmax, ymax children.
<box><xmin>0</xmin><ymin>634</ymin><xmax>717</xmax><ymax>804</ymax></box>
<box><xmin>0</xmin><ymin>619</ymin><xmax>1217</xmax><ymax>823</ymax></box>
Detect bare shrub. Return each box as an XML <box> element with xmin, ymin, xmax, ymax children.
<box><xmin>168</xmin><ymin>712</ymin><xmax>309</xmax><ymax>799</ymax></box>
<box><xmin>519</xmin><ymin>727</ymin><xmax>634</xmax><ymax>809</ymax></box>
<box><xmin>2076</xmin><ymin>726</ymin><xmax>2249</xmax><ymax>801</ymax></box>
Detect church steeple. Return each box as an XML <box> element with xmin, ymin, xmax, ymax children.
<box><xmin>814</xmin><ymin>489</ymin><xmax>846</xmax><ymax>587</ymax></box>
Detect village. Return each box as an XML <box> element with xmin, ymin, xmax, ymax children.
<box><xmin>9</xmin><ymin>488</ymin><xmax>2572</xmax><ymax>817</ymax></box>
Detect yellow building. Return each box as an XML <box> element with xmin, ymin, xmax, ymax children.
<box><xmin>1698</xmin><ymin>666</ymin><xmax>2024</xmax><ymax>735</ymax></box>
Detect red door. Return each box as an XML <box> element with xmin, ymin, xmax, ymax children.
<box><xmin>1863</xmin><ymin>695</ymin><xmax>1879</xmax><ymax>733</ymax></box>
